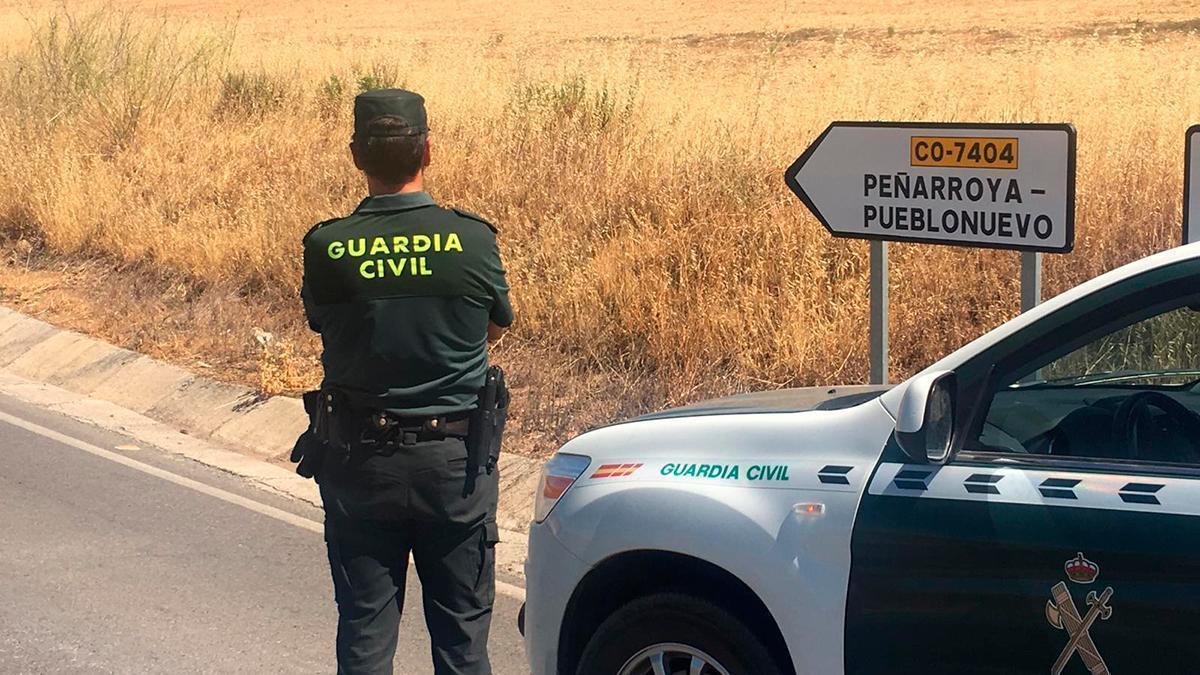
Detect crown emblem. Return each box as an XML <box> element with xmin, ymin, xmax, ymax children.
<box><xmin>1064</xmin><ymin>552</ymin><xmax>1099</xmax><ymax>584</ymax></box>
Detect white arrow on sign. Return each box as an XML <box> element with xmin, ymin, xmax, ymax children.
<box><xmin>785</xmin><ymin>122</ymin><xmax>1076</xmax><ymax>253</ymax></box>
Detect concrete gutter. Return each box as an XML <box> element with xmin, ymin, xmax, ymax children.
<box><xmin>0</xmin><ymin>307</ymin><xmax>304</xmax><ymax>459</ymax></box>
<box><xmin>0</xmin><ymin>305</ymin><xmax>535</xmax><ymax>577</ymax></box>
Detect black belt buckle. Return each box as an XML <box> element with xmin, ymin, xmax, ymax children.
<box><xmin>396</xmin><ymin>417</ymin><xmax>440</xmax><ymax>446</ymax></box>
<box><xmin>359</xmin><ymin>413</ymin><xmax>396</xmax><ymax>448</ymax></box>
<box><xmin>357</xmin><ymin>413</ymin><xmax>405</xmax><ymax>449</ymax></box>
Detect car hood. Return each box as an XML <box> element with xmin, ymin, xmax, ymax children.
<box><xmin>558</xmin><ymin>384</ymin><xmax>898</xmax><ymax>469</ymax></box>
<box><xmin>625</xmin><ymin>385</ymin><xmax>891</xmax><ymax>424</ymax></box>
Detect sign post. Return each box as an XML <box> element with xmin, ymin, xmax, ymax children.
<box><xmin>1020</xmin><ymin>251</ymin><xmax>1041</xmax><ymax>312</ymax></box>
<box><xmin>869</xmin><ymin>240</ymin><xmax>889</xmax><ymax>384</ymax></box>
<box><xmin>1184</xmin><ymin>125</ymin><xmax>1200</xmax><ymax>245</ymax></box>
<box><xmin>786</xmin><ymin>122</ymin><xmax>1076</xmax><ymax>384</ymax></box>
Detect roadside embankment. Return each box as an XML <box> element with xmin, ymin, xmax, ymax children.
<box><xmin>0</xmin><ymin>305</ymin><xmax>542</xmax><ymax>542</ymax></box>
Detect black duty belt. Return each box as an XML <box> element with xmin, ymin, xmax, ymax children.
<box><xmin>360</xmin><ymin>410</ymin><xmax>471</xmax><ymax>448</ymax></box>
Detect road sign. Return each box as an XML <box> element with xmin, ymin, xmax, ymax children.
<box><xmin>1184</xmin><ymin>125</ymin><xmax>1200</xmax><ymax>245</ymax></box>
<box><xmin>785</xmin><ymin>121</ymin><xmax>1077</xmax><ymax>384</ymax></box>
<box><xmin>786</xmin><ymin>122</ymin><xmax>1076</xmax><ymax>253</ymax></box>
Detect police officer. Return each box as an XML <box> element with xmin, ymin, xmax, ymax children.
<box><xmin>296</xmin><ymin>88</ymin><xmax>513</xmax><ymax>675</ymax></box>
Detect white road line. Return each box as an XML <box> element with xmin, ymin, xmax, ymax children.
<box><xmin>0</xmin><ymin>409</ymin><xmax>527</xmax><ymax>601</ymax></box>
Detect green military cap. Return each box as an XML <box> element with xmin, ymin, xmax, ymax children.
<box><xmin>353</xmin><ymin>88</ymin><xmax>428</xmax><ymax>140</ymax></box>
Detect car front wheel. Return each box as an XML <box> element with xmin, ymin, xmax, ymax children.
<box><xmin>575</xmin><ymin>592</ymin><xmax>785</xmax><ymax>675</ymax></box>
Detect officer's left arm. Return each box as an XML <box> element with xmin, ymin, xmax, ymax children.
<box><xmin>301</xmin><ymin>230</ymin><xmax>323</xmax><ymax>333</ymax></box>
<box><xmin>301</xmin><ymin>277</ymin><xmax>321</xmax><ymax>333</ymax></box>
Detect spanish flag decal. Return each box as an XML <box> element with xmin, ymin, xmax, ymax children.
<box><xmin>590</xmin><ymin>463</ymin><xmax>643</xmax><ymax>479</ymax></box>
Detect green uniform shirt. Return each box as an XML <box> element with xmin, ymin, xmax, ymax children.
<box><xmin>301</xmin><ymin>191</ymin><xmax>513</xmax><ymax>416</ymax></box>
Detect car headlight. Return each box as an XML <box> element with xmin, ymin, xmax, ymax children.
<box><xmin>534</xmin><ymin>453</ymin><xmax>591</xmax><ymax>523</ymax></box>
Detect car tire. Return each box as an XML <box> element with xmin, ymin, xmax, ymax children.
<box><xmin>575</xmin><ymin>592</ymin><xmax>785</xmax><ymax>675</ymax></box>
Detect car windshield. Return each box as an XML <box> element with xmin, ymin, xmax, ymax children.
<box><xmin>1014</xmin><ymin>369</ymin><xmax>1200</xmax><ymax>389</ymax></box>
<box><xmin>1009</xmin><ymin>306</ymin><xmax>1200</xmax><ymax>390</ymax></box>
<box><xmin>975</xmin><ymin>303</ymin><xmax>1200</xmax><ymax>462</ymax></box>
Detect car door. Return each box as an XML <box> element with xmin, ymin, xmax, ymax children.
<box><xmin>844</xmin><ymin>262</ymin><xmax>1200</xmax><ymax>674</ymax></box>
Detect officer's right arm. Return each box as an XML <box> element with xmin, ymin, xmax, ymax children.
<box><xmin>485</xmin><ymin>236</ymin><xmax>513</xmax><ymax>342</ymax></box>
<box><xmin>487</xmin><ymin>322</ymin><xmax>507</xmax><ymax>342</ymax></box>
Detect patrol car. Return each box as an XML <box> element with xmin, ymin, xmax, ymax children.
<box><xmin>523</xmin><ymin>243</ymin><xmax>1200</xmax><ymax>675</ymax></box>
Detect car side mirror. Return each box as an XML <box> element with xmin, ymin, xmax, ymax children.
<box><xmin>895</xmin><ymin>370</ymin><xmax>957</xmax><ymax>464</ymax></box>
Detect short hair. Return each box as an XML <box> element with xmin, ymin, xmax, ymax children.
<box><xmin>352</xmin><ymin>116</ymin><xmax>427</xmax><ymax>184</ymax></box>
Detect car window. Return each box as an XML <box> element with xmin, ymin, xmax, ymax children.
<box><xmin>974</xmin><ymin>305</ymin><xmax>1200</xmax><ymax>465</ymax></box>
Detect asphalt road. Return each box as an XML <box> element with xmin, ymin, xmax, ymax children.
<box><xmin>0</xmin><ymin>393</ymin><xmax>528</xmax><ymax>674</ymax></box>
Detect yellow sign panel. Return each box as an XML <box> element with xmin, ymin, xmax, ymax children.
<box><xmin>910</xmin><ymin>136</ymin><xmax>1018</xmax><ymax>170</ymax></box>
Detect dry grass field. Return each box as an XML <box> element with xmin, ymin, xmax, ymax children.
<box><xmin>1</xmin><ymin>1</ymin><xmax>1199</xmax><ymax>455</ymax></box>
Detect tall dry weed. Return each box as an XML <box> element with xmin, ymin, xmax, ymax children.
<box><xmin>0</xmin><ymin>6</ymin><xmax>1196</xmax><ymax>420</ymax></box>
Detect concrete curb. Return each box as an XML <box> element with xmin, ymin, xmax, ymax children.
<box><xmin>0</xmin><ymin>368</ymin><xmax>323</xmax><ymax>508</ymax></box>
<box><xmin>0</xmin><ymin>305</ymin><xmax>535</xmax><ymax>578</ymax></box>
<box><xmin>0</xmin><ymin>305</ymin><xmax>304</xmax><ymax>458</ymax></box>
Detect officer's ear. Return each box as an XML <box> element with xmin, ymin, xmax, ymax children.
<box><xmin>349</xmin><ymin>140</ymin><xmax>365</xmax><ymax>172</ymax></box>
<box><xmin>421</xmin><ymin>136</ymin><xmax>432</xmax><ymax>169</ymax></box>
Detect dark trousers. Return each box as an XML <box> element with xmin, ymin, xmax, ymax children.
<box><xmin>319</xmin><ymin>436</ymin><xmax>499</xmax><ymax>675</ymax></box>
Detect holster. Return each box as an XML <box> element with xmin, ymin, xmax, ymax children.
<box><xmin>464</xmin><ymin>366</ymin><xmax>509</xmax><ymax>496</ymax></box>
<box><xmin>291</xmin><ymin>387</ymin><xmax>353</xmax><ymax>480</ymax></box>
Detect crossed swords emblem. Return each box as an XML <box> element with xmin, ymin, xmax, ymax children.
<box><xmin>1045</xmin><ymin>581</ymin><xmax>1114</xmax><ymax>675</ymax></box>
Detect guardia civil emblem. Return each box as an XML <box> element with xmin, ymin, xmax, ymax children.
<box><xmin>1045</xmin><ymin>553</ymin><xmax>1113</xmax><ymax>675</ymax></box>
